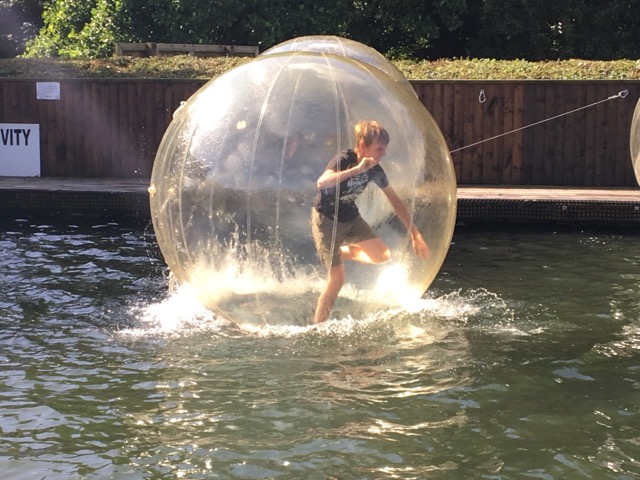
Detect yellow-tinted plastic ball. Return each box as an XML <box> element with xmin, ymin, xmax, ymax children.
<box><xmin>149</xmin><ymin>50</ymin><xmax>456</xmax><ymax>328</ymax></box>
<box><xmin>263</xmin><ymin>35</ymin><xmax>416</xmax><ymax>98</ymax></box>
<box><xmin>630</xmin><ymin>97</ymin><xmax>640</xmax><ymax>184</ymax></box>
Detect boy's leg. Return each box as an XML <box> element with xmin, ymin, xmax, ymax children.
<box><xmin>340</xmin><ymin>237</ymin><xmax>390</xmax><ymax>264</ymax></box>
<box><xmin>313</xmin><ymin>263</ymin><xmax>346</xmax><ymax>323</ymax></box>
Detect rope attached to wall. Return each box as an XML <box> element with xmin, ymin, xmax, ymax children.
<box><xmin>450</xmin><ymin>89</ymin><xmax>629</xmax><ymax>153</ymax></box>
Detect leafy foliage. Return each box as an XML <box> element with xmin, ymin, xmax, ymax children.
<box><xmin>0</xmin><ymin>0</ymin><xmax>44</xmax><ymax>57</ymax></box>
<box><xmin>468</xmin><ymin>0</ymin><xmax>640</xmax><ymax>60</ymax></box>
<box><xmin>12</xmin><ymin>0</ymin><xmax>640</xmax><ymax>60</ymax></box>
<box><xmin>20</xmin><ymin>0</ymin><xmax>482</xmax><ymax>59</ymax></box>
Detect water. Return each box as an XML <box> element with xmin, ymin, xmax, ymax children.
<box><xmin>1</xmin><ymin>214</ymin><xmax>639</xmax><ymax>479</ymax></box>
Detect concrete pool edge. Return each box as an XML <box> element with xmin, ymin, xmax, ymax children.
<box><xmin>0</xmin><ymin>177</ymin><xmax>638</xmax><ymax>226</ymax></box>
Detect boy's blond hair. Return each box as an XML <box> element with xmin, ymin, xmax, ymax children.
<box><xmin>354</xmin><ymin>121</ymin><xmax>390</xmax><ymax>148</ymax></box>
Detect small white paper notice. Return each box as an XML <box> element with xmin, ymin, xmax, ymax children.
<box><xmin>36</xmin><ymin>82</ymin><xmax>60</xmax><ymax>100</ymax></box>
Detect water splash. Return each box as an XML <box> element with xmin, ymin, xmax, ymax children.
<box><xmin>120</xmin><ymin>281</ymin><xmax>523</xmax><ymax>341</ymax></box>
<box><xmin>120</xmin><ymin>285</ymin><xmax>235</xmax><ymax>339</ymax></box>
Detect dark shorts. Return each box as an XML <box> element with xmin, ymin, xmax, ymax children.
<box><xmin>311</xmin><ymin>208</ymin><xmax>377</xmax><ymax>268</ymax></box>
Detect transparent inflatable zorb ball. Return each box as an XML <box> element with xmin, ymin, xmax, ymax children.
<box><xmin>630</xmin><ymin>97</ymin><xmax>640</xmax><ymax>184</ymax></box>
<box><xmin>149</xmin><ymin>50</ymin><xmax>456</xmax><ymax>328</ymax></box>
<box><xmin>262</xmin><ymin>35</ymin><xmax>416</xmax><ymax>98</ymax></box>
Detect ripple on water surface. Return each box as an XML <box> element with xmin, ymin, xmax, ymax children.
<box><xmin>1</xmin><ymin>219</ymin><xmax>640</xmax><ymax>478</ymax></box>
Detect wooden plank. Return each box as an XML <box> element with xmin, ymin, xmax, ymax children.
<box><xmin>0</xmin><ymin>82</ymin><xmax>4</xmax><ymax>119</ymax></box>
<box><xmin>86</xmin><ymin>82</ymin><xmax>99</xmax><ymax>176</ymax></box>
<box><xmin>152</xmin><ymin>81</ymin><xmax>167</xmax><ymax>177</ymax></box>
<box><xmin>615</xmin><ymin>86</ymin><xmax>632</xmax><ymax>186</ymax></box>
<box><xmin>545</xmin><ymin>84</ymin><xmax>562</xmax><ymax>185</ymax></box>
<box><xmin>450</xmin><ymin>83</ymin><xmax>464</xmax><ymax>181</ymax></box>
<box><xmin>482</xmin><ymin>84</ymin><xmax>506</xmax><ymax>185</ymax></box>
<box><xmin>61</xmin><ymin>82</ymin><xmax>80</xmax><ymax>175</ymax></box>
<box><xmin>500</xmin><ymin>83</ymin><xmax>513</xmax><ymax>184</ymax></box>
<box><xmin>494</xmin><ymin>84</ymin><xmax>506</xmax><ymax>184</ymax></box>
<box><xmin>562</xmin><ymin>83</ymin><xmax>579</xmax><ymax>185</ymax></box>
<box><xmin>573</xmin><ymin>85</ymin><xmax>587</xmax><ymax>186</ymax></box>
<box><xmin>511</xmin><ymin>83</ymin><xmax>525</xmax><ymax>184</ymax></box>
<box><xmin>140</xmin><ymin>81</ymin><xmax>157</xmax><ymax>175</ymax></box>
<box><xmin>488</xmin><ymin>83</ymin><xmax>504</xmax><ymax>184</ymax></box>
<box><xmin>461</xmin><ymin>83</ymin><xmax>475</xmax><ymax>183</ymax></box>
<box><xmin>472</xmin><ymin>84</ymin><xmax>485</xmax><ymax>183</ymax></box>
<box><xmin>528</xmin><ymin>84</ymin><xmax>545</xmax><ymax>184</ymax></box>
<box><xmin>116</xmin><ymin>81</ymin><xmax>130</xmax><ymax>176</ymax></box>
<box><xmin>441</xmin><ymin>83</ymin><xmax>455</xmax><ymax>158</ymax></box>
<box><xmin>63</xmin><ymin>81</ymin><xmax>78</xmax><ymax>175</ymax></box>
<box><xmin>506</xmin><ymin>83</ymin><xmax>523</xmax><ymax>184</ymax></box>
<box><xmin>53</xmin><ymin>82</ymin><xmax>67</xmax><ymax>176</ymax></box>
<box><xmin>153</xmin><ymin>43</ymin><xmax>259</xmax><ymax>57</ymax></box>
<box><xmin>156</xmin><ymin>43</ymin><xmax>226</xmax><ymax>55</ymax></box>
<box><xmin>583</xmin><ymin>83</ymin><xmax>597</xmax><ymax>185</ymax></box>
<box><xmin>6</xmin><ymin>81</ymin><xmax>17</xmax><ymax>119</ymax></box>
<box><xmin>225</xmin><ymin>45</ymin><xmax>260</xmax><ymax>57</ymax></box>
<box><xmin>48</xmin><ymin>82</ymin><xmax>65</xmax><ymax>175</ymax></box>
<box><xmin>476</xmin><ymin>84</ymin><xmax>490</xmax><ymax>183</ymax></box>
<box><xmin>428</xmin><ymin>83</ymin><xmax>442</xmax><ymax>137</ymax></box>
<box><xmin>116</xmin><ymin>41</ymin><xmax>261</xmax><ymax>58</ymax></box>
<box><xmin>78</xmin><ymin>82</ymin><xmax>93</xmax><ymax>176</ymax></box>
<box><xmin>605</xmin><ymin>85</ymin><xmax>618</xmax><ymax>185</ymax></box>
<box><xmin>40</xmin><ymin>84</ymin><xmax>59</xmax><ymax>176</ymax></box>
<box><xmin>593</xmin><ymin>84</ymin><xmax>608</xmax><ymax>186</ymax></box>
<box><xmin>102</xmin><ymin>82</ymin><xmax>118</xmax><ymax>176</ymax></box>
<box><xmin>18</xmin><ymin>80</ymin><xmax>32</xmax><ymax>123</ymax></box>
<box><xmin>114</xmin><ymin>42</ymin><xmax>150</xmax><ymax>57</ymax></box>
<box><xmin>416</xmin><ymin>82</ymin><xmax>432</xmax><ymax>116</ymax></box>
<box><xmin>126</xmin><ymin>81</ymin><xmax>143</xmax><ymax>175</ymax></box>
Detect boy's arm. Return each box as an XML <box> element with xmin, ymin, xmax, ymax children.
<box><xmin>381</xmin><ymin>185</ymin><xmax>431</xmax><ymax>259</ymax></box>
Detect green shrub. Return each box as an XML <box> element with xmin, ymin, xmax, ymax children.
<box><xmin>4</xmin><ymin>56</ymin><xmax>640</xmax><ymax>80</ymax></box>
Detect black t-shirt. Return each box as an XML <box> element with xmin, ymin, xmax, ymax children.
<box><xmin>314</xmin><ymin>149</ymin><xmax>389</xmax><ymax>222</ymax></box>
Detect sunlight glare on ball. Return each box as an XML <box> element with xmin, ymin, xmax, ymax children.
<box><xmin>149</xmin><ymin>39</ymin><xmax>457</xmax><ymax>328</ymax></box>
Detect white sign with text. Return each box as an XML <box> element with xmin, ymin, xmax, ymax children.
<box><xmin>36</xmin><ymin>82</ymin><xmax>61</xmax><ymax>100</ymax></box>
<box><xmin>0</xmin><ymin>123</ymin><xmax>40</xmax><ymax>176</ymax></box>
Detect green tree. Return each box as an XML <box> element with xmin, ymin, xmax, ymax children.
<box><xmin>24</xmin><ymin>0</ymin><xmax>470</xmax><ymax>59</ymax></box>
<box><xmin>246</xmin><ymin>0</ymin><xmax>352</xmax><ymax>48</ymax></box>
<box><xmin>468</xmin><ymin>0</ymin><xmax>640</xmax><ymax>60</ymax></box>
<box><xmin>344</xmin><ymin>0</ymin><xmax>468</xmax><ymax>58</ymax></box>
<box><xmin>26</xmin><ymin>0</ymin><xmax>97</xmax><ymax>56</ymax></box>
<box><xmin>143</xmin><ymin>0</ymin><xmax>249</xmax><ymax>45</ymax></box>
<box><xmin>467</xmin><ymin>0</ymin><xmax>562</xmax><ymax>60</ymax></box>
<box><xmin>20</xmin><ymin>0</ymin><xmax>640</xmax><ymax>60</ymax></box>
<box><xmin>553</xmin><ymin>0</ymin><xmax>640</xmax><ymax>59</ymax></box>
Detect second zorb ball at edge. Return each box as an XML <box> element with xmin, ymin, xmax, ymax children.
<box><xmin>149</xmin><ymin>50</ymin><xmax>456</xmax><ymax>328</ymax></box>
<box><xmin>630</xmin><ymin>97</ymin><xmax>640</xmax><ymax>185</ymax></box>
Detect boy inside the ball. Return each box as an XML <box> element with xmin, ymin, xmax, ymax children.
<box><xmin>311</xmin><ymin>120</ymin><xmax>431</xmax><ymax>324</ymax></box>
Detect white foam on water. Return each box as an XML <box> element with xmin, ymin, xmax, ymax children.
<box><xmin>121</xmin><ymin>264</ymin><xmax>527</xmax><ymax>340</ymax></box>
<box><xmin>120</xmin><ymin>284</ymin><xmax>235</xmax><ymax>339</ymax></box>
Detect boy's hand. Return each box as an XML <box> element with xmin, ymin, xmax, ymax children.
<box><xmin>358</xmin><ymin>156</ymin><xmax>378</xmax><ymax>173</ymax></box>
<box><xmin>411</xmin><ymin>232</ymin><xmax>431</xmax><ymax>259</ymax></box>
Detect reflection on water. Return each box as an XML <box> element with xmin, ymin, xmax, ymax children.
<box><xmin>1</xmin><ymin>215</ymin><xmax>639</xmax><ymax>479</ymax></box>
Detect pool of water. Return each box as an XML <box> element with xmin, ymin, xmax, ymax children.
<box><xmin>1</xmin><ymin>214</ymin><xmax>639</xmax><ymax>479</ymax></box>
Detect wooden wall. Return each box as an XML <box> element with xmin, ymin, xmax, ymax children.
<box><xmin>413</xmin><ymin>80</ymin><xmax>639</xmax><ymax>186</ymax></box>
<box><xmin>0</xmin><ymin>79</ymin><xmax>202</xmax><ymax>178</ymax></box>
<box><xmin>1</xmin><ymin>78</ymin><xmax>638</xmax><ymax>186</ymax></box>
